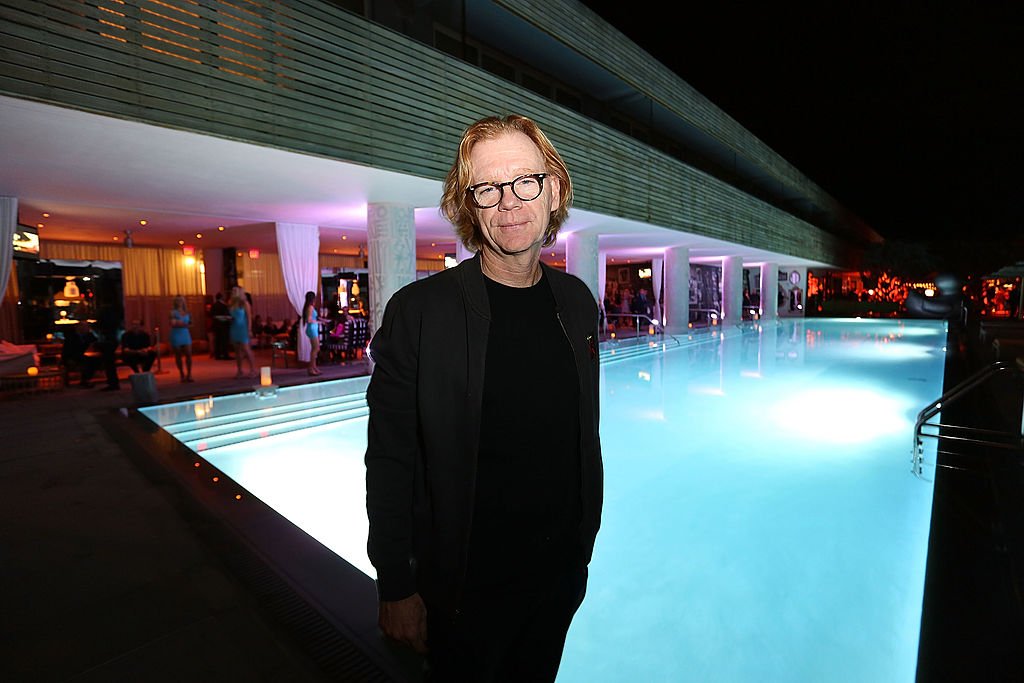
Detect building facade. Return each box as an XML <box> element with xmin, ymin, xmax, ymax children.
<box><xmin>1</xmin><ymin>0</ymin><xmax>881</xmax><ymax>338</ymax></box>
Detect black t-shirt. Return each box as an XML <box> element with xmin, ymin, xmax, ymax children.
<box><xmin>121</xmin><ymin>330</ymin><xmax>151</xmax><ymax>351</ymax></box>
<box><xmin>466</xmin><ymin>271</ymin><xmax>582</xmax><ymax>591</ymax></box>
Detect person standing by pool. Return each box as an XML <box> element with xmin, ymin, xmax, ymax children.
<box><xmin>210</xmin><ymin>291</ymin><xmax>232</xmax><ymax>360</ymax></box>
<box><xmin>169</xmin><ymin>295</ymin><xmax>193</xmax><ymax>383</ymax></box>
<box><xmin>229</xmin><ymin>286</ymin><xmax>256</xmax><ymax>379</ymax></box>
<box><xmin>365</xmin><ymin>114</ymin><xmax>603</xmax><ymax>681</ymax></box>
<box><xmin>302</xmin><ymin>290</ymin><xmax>322</xmax><ymax>376</ymax></box>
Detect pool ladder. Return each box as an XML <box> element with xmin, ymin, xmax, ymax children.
<box><xmin>912</xmin><ymin>360</ymin><xmax>1024</xmax><ymax>476</ymax></box>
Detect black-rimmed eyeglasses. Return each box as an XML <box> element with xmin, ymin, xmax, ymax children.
<box><xmin>466</xmin><ymin>173</ymin><xmax>548</xmax><ymax>209</ymax></box>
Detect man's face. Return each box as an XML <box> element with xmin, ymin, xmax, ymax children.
<box><xmin>469</xmin><ymin>131</ymin><xmax>560</xmax><ymax>258</ymax></box>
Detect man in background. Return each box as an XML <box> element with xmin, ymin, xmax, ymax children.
<box><xmin>210</xmin><ymin>292</ymin><xmax>231</xmax><ymax>360</ymax></box>
<box><xmin>121</xmin><ymin>319</ymin><xmax>156</xmax><ymax>373</ymax></box>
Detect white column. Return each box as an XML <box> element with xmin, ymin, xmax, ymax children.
<box><xmin>565</xmin><ymin>230</ymin><xmax>600</xmax><ymax>305</ymax></box>
<box><xmin>721</xmin><ymin>255</ymin><xmax>743</xmax><ymax>324</ymax></box>
<box><xmin>597</xmin><ymin>250</ymin><xmax>607</xmax><ymax>313</ymax></box>
<box><xmin>760</xmin><ymin>262</ymin><xmax>778</xmax><ymax>319</ymax></box>
<box><xmin>456</xmin><ymin>240</ymin><xmax>475</xmax><ymax>263</ymax></box>
<box><xmin>0</xmin><ymin>197</ymin><xmax>16</xmax><ymax>303</ymax></box>
<box><xmin>275</xmin><ymin>223</ymin><xmax>320</xmax><ymax>362</ymax></box>
<box><xmin>367</xmin><ymin>203</ymin><xmax>416</xmax><ymax>337</ymax></box>
<box><xmin>651</xmin><ymin>256</ymin><xmax>664</xmax><ymax>325</ymax></box>
<box><xmin>663</xmin><ymin>246</ymin><xmax>690</xmax><ymax>335</ymax></box>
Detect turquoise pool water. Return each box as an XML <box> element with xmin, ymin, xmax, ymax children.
<box><xmin>140</xmin><ymin>318</ymin><xmax>947</xmax><ymax>682</ymax></box>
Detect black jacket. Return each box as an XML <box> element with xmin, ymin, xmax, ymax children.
<box><xmin>365</xmin><ymin>254</ymin><xmax>603</xmax><ymax>612</ymax></box>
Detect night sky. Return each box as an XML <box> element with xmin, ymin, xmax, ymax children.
<box><xmin>582</xmin><ymin>2</ymin><xmax>1023</xmax><ymax>255</ymax></box>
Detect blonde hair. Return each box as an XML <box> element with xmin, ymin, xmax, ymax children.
<box><xmin>440</xmin><ymin>114</ymin><xmax>573</xmax><ymax>251</ymax></box>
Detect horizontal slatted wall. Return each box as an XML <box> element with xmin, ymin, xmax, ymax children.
<box><xmin>503</xmin><ymin>0</ymin><xmax>854</xmax><ymax>228</ymax></box>
<box><xmin>0</xmin><ymin>0</ymin><xmax>845</xmax><ymax>264</ymax></box>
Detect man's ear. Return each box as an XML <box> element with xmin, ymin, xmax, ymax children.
<box><xmin>548</xmin><ymin>174</ymin><xmax>561</xmax><ymax>210</ymax></box>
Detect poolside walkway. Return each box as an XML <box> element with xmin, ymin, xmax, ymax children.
<box><xmin>0</xmin><ymin>348</ymin><xmax>376</xmax><ymax>682</ymax></box>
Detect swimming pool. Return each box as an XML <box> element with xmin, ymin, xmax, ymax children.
<box><xmin>139</xmin><ymin>318</ymin><xmax>947</xmax><ymax>682</ymax></box>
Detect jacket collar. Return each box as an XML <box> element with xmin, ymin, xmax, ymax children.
<box><xmin>458</xmin><ymin>252</ymin><xmax>490</xmax><ymax>320</ymax></box>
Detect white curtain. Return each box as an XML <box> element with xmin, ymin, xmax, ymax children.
<box><xmin>275</xmin><ymin>223</ymin><xmax>320</xmax><ymax>362</ymax></box>
<box><xmin>0</xmin><ymin>198</ymin><xmax>15</xmax><ymax>304</ymax></box>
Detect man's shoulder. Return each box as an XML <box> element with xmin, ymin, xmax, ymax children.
<box><xmin>391</xmin><ymin>263</ymin><xmax>463</xmax><ymax>305</ymax></box>
<box><xmin>546</xmin><ymin>267</ymin><xmax>596</xmax><ymax>307</ymax></box>
<box><xmin>546</xmin><ymin>265</ymin><xmax>583</xmax><ymax>286</ymax></box>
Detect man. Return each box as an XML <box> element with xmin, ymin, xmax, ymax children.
<box><xmin>210</xmin><ymin>292</ymin><xmax>231</xmax><ymax>360</ymax></box>
<box><xmin>120</xmin><ymin>319</ymin><xmax>157</xmax><ymax>373</ymax></box>
<box><xmin>365</xmin><ymin>114</ymin><xmax>603</xmax><ymax>681</ymax></box>
<box><xmin>631</xmin><ymin>287</ymin><xmax>652</xmax><ymax>318</ymax></box>
<box><xmin>90</xmin><ymin>304</ymin><xmax>122</xmax><ymax>391</ymax></box>
<box><xmin>61</xmin><ymin>320</ymin><xmax>97</xmax><ymax>387</ymax></box>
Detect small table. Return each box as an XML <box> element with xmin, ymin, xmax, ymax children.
<box><xmin>270</xmin><ymin>340</ymin><xmax>292</xmax><ymax>368</ymax></box>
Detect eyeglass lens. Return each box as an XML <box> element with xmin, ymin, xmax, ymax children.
<box><xmin>471</xmin><ymin>174</ymin><xmax>544</xmax><ymax>208</ymax></box>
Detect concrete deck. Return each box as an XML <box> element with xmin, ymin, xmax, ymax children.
<box><xmin>0</xmin><ymin>348</ymin><xmax>386</xmax><ymax>682</ymax></box>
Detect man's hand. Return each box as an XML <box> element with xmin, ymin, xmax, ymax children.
<box><xmin>378</xmin><ymin>592</ymin><xmax>428</xmax><ymax>654</ymax></box>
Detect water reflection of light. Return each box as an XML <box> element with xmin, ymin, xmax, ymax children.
<box><xmin>691</xmin><ymin>386</ymin><xmax>725</xmax><ymax>397</ymax></box>
<box><xmin>231</xmin><ymin>424</ymin><xmax>373</xmax><ymax>576</ymax></box>
<box><xmin>771</xmin><ymin>387</ymin><xmax>911</xmax><ymax>444</ymax></box>
<box><xmin>193</xmin><ymin>397</ymin><xmax>215</xmax><ymax>420</ymax></box>
<box><xmin>839</xmin><ymin>342</ymin><xmax>935</xmax><ymax>362</ymax></box>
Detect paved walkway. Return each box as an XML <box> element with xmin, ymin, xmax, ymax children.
<box><xmin>0</xmin><ymin>348</ymin><xmax>376</xmax><ymax>682</ymax></box>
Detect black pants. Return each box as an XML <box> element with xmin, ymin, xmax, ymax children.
<box><xmin>425</xmin><ymin>564</ymin><xmax>587</xmax><ymax>683</ymax></box>
<box><xmin>213</xmin><ymin>321</ymin><xmax>231</xmax><ymax>359</ymax></box>
<box><xmin>122</xmin><ymin>349</ymin><xmax>156</xmax><ymax>373</ymax></box>
<box><xmin>82</xmin><ymin>341</ymin><xmax>119</xmax><ymax>388</ymax></box>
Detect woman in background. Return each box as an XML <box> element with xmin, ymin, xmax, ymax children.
<box><xmin>229</xmin><ymin>286</ymin><xmax>256</xmax><ymax>378</ymax></box>
<box><xmin>302</xmin><ymin>290</ymin><xmax>321</xmax><ymax>376</ymax></box>
<box><xmin>169</xmin><ymin>295</ymin><xmax>193</xmax><ymax>382</ymax></box>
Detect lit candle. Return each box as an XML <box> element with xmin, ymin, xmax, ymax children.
<box><xmin>260</xmin><ymin>366</ymin><xmax>272</xmax><ymax>387</ymax></box>
<box><xmin>27</xmin><ymin>366</ymin><xmax>39</xmax><ymax>377</ymax></box>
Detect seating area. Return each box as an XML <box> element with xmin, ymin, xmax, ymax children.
<box><xmin>0</xmin><ymin>309</ymin><xmax>375</xmax><ymax>397</ymax></box>
<box><xmin>261</xmin><ymin>314</ymin><xmax>369</xmax><ymax>368</ymax></box>
<box><xmin>321</xmin><ymin>316</ymin><xmax>368</xmax><ymax>363</ymax></box>
<box><xmin>1</xmin><ymin>331</ymin><xmax>215</xmax><ymax>395</ymax></box>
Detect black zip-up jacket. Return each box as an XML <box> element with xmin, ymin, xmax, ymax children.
<box><xmin>365</xmin><ymin>253</ymin><xmax>603</xmax><ymax>613</ymax></box>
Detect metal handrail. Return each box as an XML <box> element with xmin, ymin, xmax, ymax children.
<box><xmin>912</xmin><ymin>360</ymin><xmax>1024</xmax><ymax>476</ymax></box>
<box><xmin>689</xmin><ymin>307</ymin><xmax>720</xmax><ymax>326</ymax></box>
<box><xmin>603</xmin><ymin>313</ymin><xmax>680</xmax><ymax>346</ymax></box>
